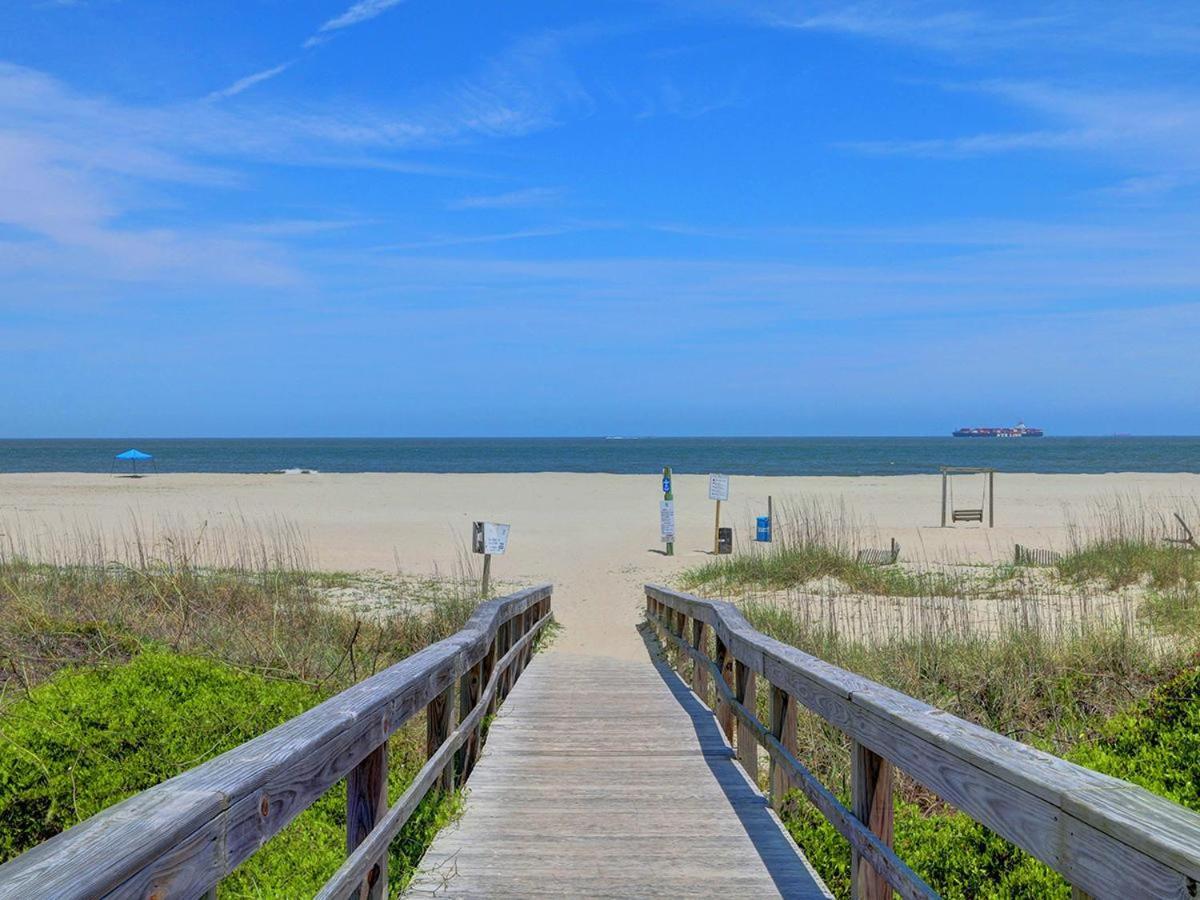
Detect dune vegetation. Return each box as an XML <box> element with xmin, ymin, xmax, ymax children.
<box><xmin>676</xmin><ymin>497</ymin><xmax>1200</xmax><ymax>899</ymax></box>
<box><xmin>0</xmin><ymin>519</ymin><xmax>491</xmax><ymax>896</ymax></box>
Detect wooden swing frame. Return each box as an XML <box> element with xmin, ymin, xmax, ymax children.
<box><xmin>940</xmin><ymin>466</ymin><xmax>995</xmax><ymax>528</ymax></box>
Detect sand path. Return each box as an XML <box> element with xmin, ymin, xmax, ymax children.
<box><xmin>2</xmin><ymin>472</ymin><xmax>1198</xmax><ymax>659</ymax></box>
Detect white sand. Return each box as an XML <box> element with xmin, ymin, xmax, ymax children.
<box><xmin>2</xmin><ymin>472</ymin><xmax>1197</xmax><ymax>659</ymax></box>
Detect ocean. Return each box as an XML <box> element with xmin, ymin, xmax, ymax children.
<box><xmin>0</xmin><ymin>437</ymin><xmax>1197</xmax><ymax>476</ymax></box>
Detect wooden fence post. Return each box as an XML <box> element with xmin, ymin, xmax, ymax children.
<box><xmin>734</xmin><ymin>660</ymin><xmax>757</xmax><ymax>783</ymax></box>
<box><xmin>691</xmin><ymin>619</ymin><xmax>710</xmax><ymax>704</ymax></box>
<box><xmin>769</xmin><ymin>684</ymin><xmax>798</xmax><ymax>810</ymax></box>
<box><xmin>457</xmin><ymin>659</ymin><xmax>483</xmax><ymax>780</ymax></box>
<box><xmin>346</xmin><ymin>742</ymin><xmax>388</xmax><ymax>900</ymax></box>
<box><xmin>427</xmin><ymin>684</ymin><xmax>455</xmax><ymax>794</ymax></box>
<box><xmin>715</xmin><ymin>636</ymin><xmax>734</xmax><ymax>743</ymax></box>
<box><xmin>851</xmin><ymin>740</ymin><xmax>894</xmax><ymax>900</ymax></box>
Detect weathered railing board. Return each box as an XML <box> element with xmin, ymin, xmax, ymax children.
<box><xmin>316</xmin><ymin>607</ymin><xmax>552</xmax><ymax>900</ymax></box>
<box><xmin>645</xmin><ymin>584</ymin><xmax>1200</xmax><ymax>900</ymax></box>
<box><xmin>650</xmin><ymin>615</ymin><xmax>935</xmax><ymax>900</ymax></box>
<box><xmin>0</xmin><ymin>584</ymin><xmax>551</xmax><ymax>900</ymax></box>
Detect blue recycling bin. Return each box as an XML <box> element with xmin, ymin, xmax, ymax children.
<box><xmin>755</xmin><ymin>516</ymin><xmax>772</xmax><ymax>542</ymax></box>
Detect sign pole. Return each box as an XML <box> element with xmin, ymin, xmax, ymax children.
<box><xmin>663</xmin><ymin>466</ymin><xmax>674</xmax><ymax>557</ymax></box>
<box><xmin>713</xmin><ymin>499</ymin><xmax>721</xmax><ymax>554</ymax></box>
<box><xmin>481</xmin><ymin>553</ymin><xmax>491</xmax><ymax>597</ymax></box>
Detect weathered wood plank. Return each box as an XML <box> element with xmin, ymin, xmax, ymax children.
<box><xmin>346</xmin><ymin>743</ymin><xmax>389</xmax><ymax>900</ymax></box>
<box><xmin>734</xmin><ymin>659</ymin><xmax>758</xmax><ymax>783</ymax></box>
<box><xmin>715</xmin><ymin>635</ymin><xmax>735</xmax><ymax>743</ymax></box>
<box><xmin>851</xmin><ymin>741</ymin><xmax>893</xmax><ymax>900</ymax></box>
<box><xmin>407</xmin><ymin>653</ymin><xmax>831</xmax><ymax>898</ymax></box>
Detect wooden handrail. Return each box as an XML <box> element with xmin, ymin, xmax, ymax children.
<box><xmin>0</xmin><ymin>584</ymin><xmax>553</xmax><ymax>900</ymax></box>
<box><xmin>645</xmin><ymin>583</ymin><xmax>1200</xmax><ymax>900</ymax></box>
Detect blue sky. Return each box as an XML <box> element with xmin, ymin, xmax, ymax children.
<box><xmin>2</xmin><ymin>1</ymin><xmax>1198</xmax><ymax>436</ymax></box>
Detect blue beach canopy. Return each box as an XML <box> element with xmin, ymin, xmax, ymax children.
<box><xmin>115</xmin><ymin>449</ymin><xmax>152</xmax><ymax>460</ymax></box>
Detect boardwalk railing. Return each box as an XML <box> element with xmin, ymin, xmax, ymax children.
<box><xmin>0</xmin><ymin>584</ymin><xmax>553</xmax><ymax>900</ymax></box>
<box><xmin>645</xmin><ymin>583</ymin><xmax>1200</xmax><ymax>900</ymax></box>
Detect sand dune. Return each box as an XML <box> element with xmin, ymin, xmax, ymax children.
<box><xmin>1</xmin><ymin>472</ymin><xmax>1197</xmax><ymax>659</ymax></box>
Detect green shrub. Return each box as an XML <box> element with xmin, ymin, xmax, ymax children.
<box><xmin>0</xmin><ymin>650</ymin><xmax>461</xmax><ymax>897</ymax></box>
<box><xmin>0</xmin><ymin>650</ymin><xmax>318</xmax><ymax>859</ymax></box>
<box><xmin>1069</xmin><ymin>665</ymin><xmax>1200</xmax><ymax>809</ymax></box>
<box><xmin>784</xmin><ymin>796</ymin><xmax>1068</xmax><ymax>899</ymax></box>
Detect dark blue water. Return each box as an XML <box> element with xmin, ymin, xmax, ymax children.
<box><xmin>0</xmin><ymin>437</ymin><xmax>1196</xmax><ymax>475</ymax></box>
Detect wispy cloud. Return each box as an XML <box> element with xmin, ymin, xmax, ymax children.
<box><xmin>726</xmin><ymin>1</ymin><xmax>1200</xmax><ymax>58</ymax></box>
<box><xmin>448</xmin><ymin>187</ymin><xmax>563</xmax><ymax>210</ymax></box>
<box><xmin>208</xmin><ymin>61</ymin><xmax>294</xmax><ymax>100</ymax></box>
<box><xmin>306</xmin><ymin>0</ymin><xmax>406</xmax><ymax>47</ymax></box>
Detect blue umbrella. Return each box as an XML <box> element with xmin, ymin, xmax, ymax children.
<box><xmin>112</xmin><ymin>448</ymin><xmax>155</xmax><ymax>476</ymax></box>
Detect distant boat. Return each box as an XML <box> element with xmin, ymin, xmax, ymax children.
<box><xmin>952</xmin><ymin>421</ymin><xmax>1044</xmax><ymax>438</ymax></box>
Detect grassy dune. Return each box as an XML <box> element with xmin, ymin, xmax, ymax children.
<box><xmin>675</xmin><ymin>497</ymin><xmax>1200</xmax><ymax>899</ymax></box>
<box><xmin>0</xmin><ymin>519</ymin><xmax>491</xmax><ymax>896</ymax></box>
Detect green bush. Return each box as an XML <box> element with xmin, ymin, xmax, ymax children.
<box><xmin>1069</xmin><ymin>665</ymin><xmax>1200</xmax><ymax>809</ymax></box>
<box><xmin>0</xmin><ymin>650</ymin><xmax>460</xmax><ymax>897</ymax></box>
<box><xmin>0</xmin><ymin>650</ymin><xmax>318</xmax><ymax>859</ymax></box>
<box><xmin>784</xmin><ymin>797</ymin><xmax>1068</xmax><ymax>900</ymax></box>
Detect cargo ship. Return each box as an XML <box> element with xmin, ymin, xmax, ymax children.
<box><xmin>953</xmin><ymin>421</ymin><xmax>1044</xmax><ymax>438</ymax></box>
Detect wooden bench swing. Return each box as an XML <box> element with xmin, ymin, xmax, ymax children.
<box><xmin>940</xmin><ymin>466</ymin><xmax>995</xmax><ymax>527</ymax></box>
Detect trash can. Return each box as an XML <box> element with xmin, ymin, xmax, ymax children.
<box><xmin>717</xmin><ymin>527</ymin><xmax>733</xmax><ymax>554</ymax></box>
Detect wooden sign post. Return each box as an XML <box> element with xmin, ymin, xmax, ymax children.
<box><xmin>708</xmin><ymin>473</ymin><xmax>730</xmax><ymax>554</ymax></box>
<box><xmin>661</xmin><ymin>467</ymin><xmax>675</xmax><ymax>556</ymax></box>
<box><xmin>472</xmin><ymin>521</ymin><xmax>510</xmax><ymax>597</ymax></box>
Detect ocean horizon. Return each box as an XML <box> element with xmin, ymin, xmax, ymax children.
<box><xmin>2</xmin><ymin>436</ymin><xmax>1198</xmax><ymax>476</ymax></box>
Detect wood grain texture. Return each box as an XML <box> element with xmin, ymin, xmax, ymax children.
<box><xmin>734</xmin><ymin>659</ymin><xmax>758</xmax><ymax>783</ymax></box>
<box><xmin>346</xmin><ymin>743</ymin><xmax>389</xmax><ymax>900</ymax></box>
<box><xmin>0</xmin><ymin>584</ymin><xmax>551</xmax><ymax>900</ymax></box>
<box><xmin>715</xmin><ymin>635</ymin><xmax>735</xmax><ymax>743</ymax></box>
<box><xmin>851</xmin><ymin>741</ymin><xmax>893</xmax><ymax>900</ymax></box>
<box><xmin>691</xmin><ymin>619</ymin><xmax>710</xmax><ymax>704</ymax></box>
<box><xmin>644</xmin><ymin>584</ymin><xmax>1200</xmax><ymax>900</ymax></box>
<box><xmin>319</xmin><ymin>610</ymin><xmax>551</xmax><ymax>900</ymax></box>
<box><xmin>406</xmin><ymin>653</ymin><xmax>831</xmax><ymax>898</ymax></box>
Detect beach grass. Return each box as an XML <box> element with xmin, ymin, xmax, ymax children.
<box><xmin>0</xmin><ymin>517</ymin><xmax>507</xmax><ymax>895</ymax></box>
<box><xmin>670</xmin><ymin>494</ymin><xmax>1200</xmax><ymax>899</ymax></box>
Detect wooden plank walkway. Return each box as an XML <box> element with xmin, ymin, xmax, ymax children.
<box><xmin>407</xmin><ymin>652</ymin><xmax>830</xmax><ymax>898</ymax></box>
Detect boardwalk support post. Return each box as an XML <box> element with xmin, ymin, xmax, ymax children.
<box><xmin>851</xmin><ymin>741</ymin><xmax>894</xmax><ymax>900</ymax></box>
<box><xmin>346</xmin><ymin>742</ymin><xmax>389</xmax><ymax>900</ymax></box>
<box><xmin>428</xmin><ymin>683</ymin><xmax>455</xmax><ymax>794</ymax></box>
<box><xmin>715</xmin><ymin>635</ymin><xmax>735</xmax><ymax>743</ymax></box>
<box><xmin>734</xmin><ymin>659</ymin><xmax>758</xmax><ymax>782</ymax></box>
<box><xmin>768</xmin><ymin>684</ymin><xmax>798</xmax><ymax>811</ymax></box>
<box><xmin>691</xmin><ymin>619</ymin><xmax>710</xmax><ymax>704</ymax></box>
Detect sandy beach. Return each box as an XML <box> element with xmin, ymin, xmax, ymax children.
<box><xmin>2</xmin><ymin>471</ymin><xmax>1198</xmax><ymax>659</ymax></box>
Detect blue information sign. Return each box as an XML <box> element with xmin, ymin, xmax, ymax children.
<box><xmin>662</xmin><ymin>475</ymin><xmax>671</xmax><ymax>494</ymax></box>
<box><xmin>755</xmin><ymin>516</ymin><xmax>772</xmax><ymax>542</ymax></box>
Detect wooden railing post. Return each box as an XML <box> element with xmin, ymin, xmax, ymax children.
<box><xmin>768</xmin><ymin>684</ymin><xmax>798</xmax><ymax>810</ymax></box>
<box><xmin>734</xmin><ymin>660</ymin><xmax>757</xmax><ymax>782</ymax></box>
<box><xmin>346</xmin><ymin>742</ymin><xmax>388</xmax><ymax>900</ymax></box>
<box><xmin>715</xmin><ymin>637</ymin><xmax>734</xmax><ymax>743</ymax></box>
<box><xmin>427</xmin><ymin>683</ymin><xmax>455</xmax><ymax>793</ymax></box>
<box><xmin>498</xmin><ymin>618</ymin><xmax>513</xmax><ymax>701</ymax></box>
<box><xmin>690</xmin><ymin>619</ymin><xmax>710</xmax><ymax>704</ymax></box>
<box><xmin>457</xmin><ymin>657</ymin><xmax>483</xmax><ymax>781</ymax></box>
<box><xmin>851</xmin><ymin>741</ymin><xmax>894</xmax><ymax>900</ymax></box>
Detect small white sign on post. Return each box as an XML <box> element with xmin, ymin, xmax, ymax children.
<box><xmin>482</xmin><ymin>522</ymin><xmax>510</xmax><ymax>555</ymax></box>
<box><xmin>660</xmin><ymin>500</ymin><xmax>676</xmax><ymax>543</ymax></box>
<box><xmin>708</xmin><ymin>473</ymin><xmax>730</xmax><ymax>502</ymax></box>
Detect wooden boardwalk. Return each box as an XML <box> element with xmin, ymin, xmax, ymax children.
<box><xmin>407</xmin><ymin>651</ymin><xmax>830</xmax><ymax>898</ymax></box>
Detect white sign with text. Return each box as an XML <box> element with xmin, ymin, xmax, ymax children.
<box><xmin>660</xmin><ymin>500</ymin><xmax>676</xmax><ymax>543</ymax></box>
<box><xmin>708</xmin><ymin>473</ymin><xmax>730</xmax><ymax>502</ymax></box>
